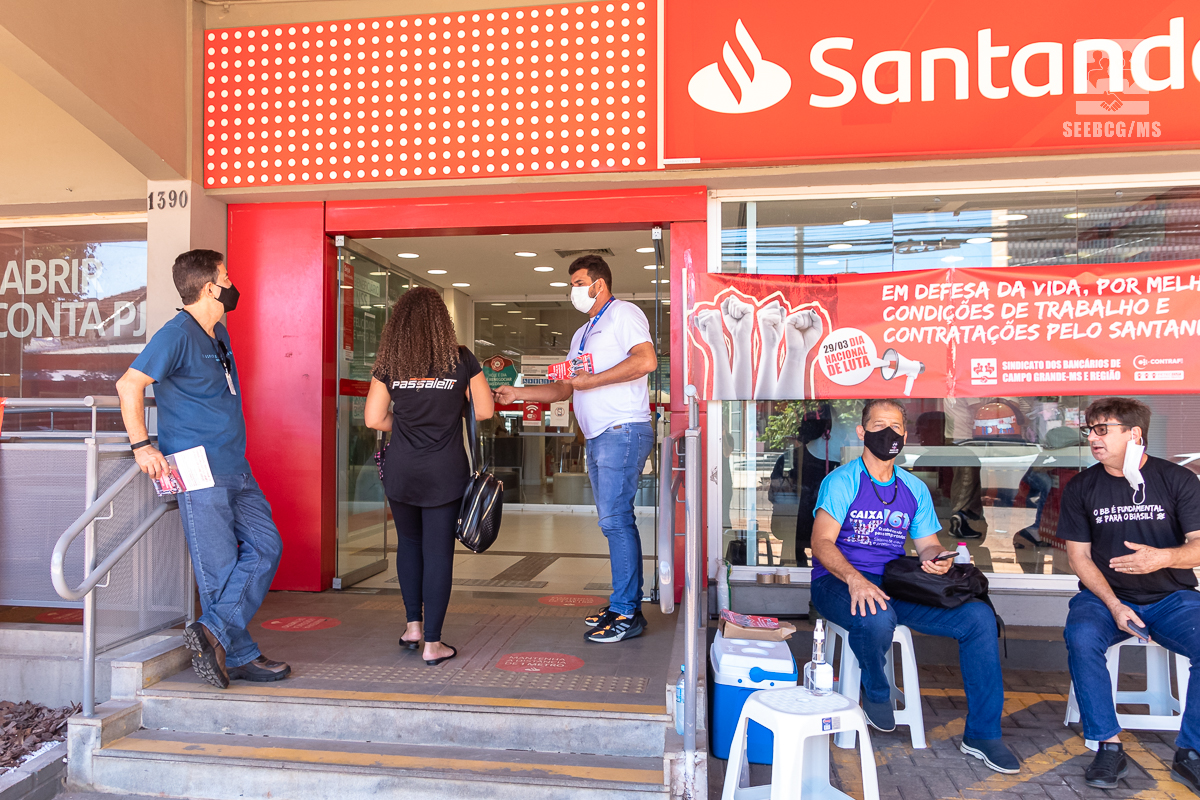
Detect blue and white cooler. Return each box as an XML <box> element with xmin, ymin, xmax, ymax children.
<box><xmin>709</xmin><ymin>629</ymin><xmax>798</xmax><ymax>764</ymax></box>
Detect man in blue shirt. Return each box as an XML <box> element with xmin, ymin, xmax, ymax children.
<box><xmin>810</xmin><ymin>399</ymin><xmax>1018</xmax><ymax>774</ymax></box>
<box><xmin>116</xmin><ymin>249</ymin><xmax>288</xmax><ymax>689</ymax></box>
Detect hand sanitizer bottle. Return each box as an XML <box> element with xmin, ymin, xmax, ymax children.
<box><xmin>675</xmin><ymin>665</ymin><xmax>685</xmax><ymax>735</ymax></box>
<box><xmin>804</xmin><ymin>619</ymin><xmax>834</xmax><ymax>695</ymax></box>
<box><xmin>955</xmin><ymin>542</ymin><xmax>971</xmax><ymax>564</ymax></box>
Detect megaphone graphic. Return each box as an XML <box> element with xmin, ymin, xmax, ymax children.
<box><xmin>879</xmin><ymin>348</ymin><xmax>925</xmax><ymax>396</ymax></box>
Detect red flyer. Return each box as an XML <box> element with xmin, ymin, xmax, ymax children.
<box><xmin>547</xmin><ymin>353</ymin><xmax>594</xmax><ymax>381</ymax></box>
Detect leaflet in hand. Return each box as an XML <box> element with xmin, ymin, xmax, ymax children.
<box><xmin>547</xmin><ymin>353</ymin><xmax>594</xmax><ymax>381</ymax></box>
<box><xmin>152</xmin><ymin>446</ymin><xmax>215</xmax><ymax>496</ymax></box>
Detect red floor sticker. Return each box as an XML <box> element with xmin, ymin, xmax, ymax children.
<box><xmin>36</xmin><ymin>609</ymin><xmax>83</xmax><ymax>624</ymax></box>
<box><xmin>496</xmin><ymin>652</ymin><xmax>585</xmax><ymax>674</ymax></box>
<box><xmin>537</xmin><ymin>594</ymin><xmax>607</xmax><ymax>607</ymax></box>
<box><xmin>261</xmin><ymin>616</ymin><xmax>341</xmax><ymax>631</ymax></box>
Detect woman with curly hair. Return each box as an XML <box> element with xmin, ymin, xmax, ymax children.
<box><xmin>365</xmin><ymin>286</ymin><xmax>493</xmax><ymax>665</ymax></box>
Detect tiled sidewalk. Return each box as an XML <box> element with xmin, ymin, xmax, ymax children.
<box><xmin>711</xmin><ymin>666</ymin><xmax>1196</xmax><ymax>800</ymax></box>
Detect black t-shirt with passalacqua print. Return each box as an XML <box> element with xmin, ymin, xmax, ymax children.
<box><xmin>379</xmin><ymin>346</ymin><xmax>482</xmax><ymax>507</ymax></box>
<box><xmin>1057</xmin><ymin>455</ymin><xmax>1200</xmax><ymax>605</ymax></box>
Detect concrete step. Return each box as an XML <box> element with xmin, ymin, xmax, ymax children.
<box><xmin>90</xmin><ymin>729</ymin><xmax>670</xmax><ymax>800</ymax></box>
<box><xmin>139</xmin><ymin>679</ymin><xmax>670</xmax><ymax>758</ymax></box>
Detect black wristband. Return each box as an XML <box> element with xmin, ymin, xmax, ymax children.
<box><xmin>130</xmin><ymin>439</ymin><xmax>152</xmax><ymax>451</ymax></box>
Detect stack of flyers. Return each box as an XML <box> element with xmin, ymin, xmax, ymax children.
<box><xmin>152</xmin><ymin>445</ymin><xmax>216</xmax><ymax>496</ymax></box>
<box><xmin>718</xmin><ymin>609</ymin><xmax>780</xmax><ymax>630</ymax></box>
<box><xmin>547</xmin><ymin>353</ymin><xmax>594</xmax><ymax>381</ymax></box>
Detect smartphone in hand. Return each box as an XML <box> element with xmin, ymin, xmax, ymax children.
<box><xmin>930</xmin><ymin>551</ymin><xmax>957</xmax><ymax>563</ymax></box>
<box><xmin>1128</xmin><ymin>622</ymin><xmax>1150</xmax><ymax>642</ymax></box>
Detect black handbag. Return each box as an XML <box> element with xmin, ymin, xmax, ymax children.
<box><xmin>455</xmin><ymin>384</ymin><xmax>503</xmax><ymax>553</ymax></box>
<box><xmin>881</xmin><ymin>555</ymin><xmax>1006</xmax><ymax>650</ymax></box>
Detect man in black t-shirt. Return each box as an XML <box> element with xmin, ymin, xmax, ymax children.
<box><xmin>1059</xmin><ymin>397</ymin><xmax>1200</xmax><ymax>793</ymax></box>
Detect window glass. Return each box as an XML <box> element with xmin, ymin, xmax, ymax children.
<box><xmin>0</xmin><ymin>222</ymin><xmax>148</xmax><ymax>431</ymax></box>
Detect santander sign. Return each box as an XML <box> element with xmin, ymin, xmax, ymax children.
<box><xmin>664</xmin><ymin>0</ymin><xmax>1200</xmax><ymax>164</ymax></box>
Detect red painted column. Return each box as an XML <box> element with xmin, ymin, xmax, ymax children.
<box><xmin>226</xmin><ymin>202</ymin><xmax>336</xmax><ymax>591</ymax></box>
<box><xmin>669</xmin><ymin>221</ymin><xmax>708</xmax><ymax>603</ymax></box>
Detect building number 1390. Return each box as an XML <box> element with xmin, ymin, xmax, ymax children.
<box><xmin>148</xmin><ymin>190</ymin><xmax>188</xmax><ymax>210</ymax></box>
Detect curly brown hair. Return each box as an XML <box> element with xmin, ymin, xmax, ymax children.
<box><xmin>372</xmin><ymin>286</ymin><xmax>460</xmax><ymax>381</ymax></box>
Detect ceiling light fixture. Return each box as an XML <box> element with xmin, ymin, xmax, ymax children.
<box><xmin>452</xmin><ymin>282</ymin><xmax>470</xmax><ymax>287</ymax></box>
<box><xmin>533</xmin><ymin>266</ymin><xmax>554</xmax><ymax>272</ymax></box>
<box><xmin>828</xmin><ymin>243</ymin><xmax>853</xmax><ymax>250</ymax></box>
<box><xmin>536</xmin><ymin>323</ymin><xmax>549</xmax><ymax>326</ymax></box>
<box><xmin>643</xmin><ymin>264</ymin><xmax>658</xmax><ymax>270</ymax></box>
<box><xmin>508</xmin><ymin>310</ymin><xmax>522</xmax><ymax>314</ymax></box>
<box><xmin>397</xmin><ymin>252</ymin><xmax>419</xmax><ymax>258</ymax></box>
<box><xmin>1000</xmin><ymin>214</ymin><xmax>1028</xmax><ymax>221</ymax></box>
<box><xmin>427</xmin><ymin>269</ymin><xmax>448</xmax><ymax>275</ymax></box>
<box><xmin>515</xmin><ymin>251</ymin><xmax>537</xmax><ymax>257</ymax></box>
<box><xmin>491</xmin><ymin>303</ymin><xmax>506</xmax><ymax>306</ymax></box>
<box><xmin>966</xmin><ymin>237</ymin><xmax>993</xmax><ymax>245</ymax></box>
<box><xmin>369</xmin><ymin>271</ymin><xmax>388</xmax><ymax>276</ymax></box>
<box><xmin>636</xmin><ymin>247</ymin><xmax>655</xmax><ymax>253</ymax></box>
<box><xmin>551</xmin><ymin>331</ymin><xmax>562</xmax><ymax>335</ymax></box>
<box><xmin>522</xmin><ymin>317</ymin><xmax>535</xmax><ymax>320</ymax></box>
<box><xmin>1064</xmin><ymin>212</ymin><xmax>1088</xmax><ymax>219</ymax></box>
<box><xmin>549</xmin><ymin>281</ymin><xmax>568</xmax><ymax>287</ymax></box>
<box><xmin>339</xmin><ymin>284</ymin><xmax>353</xmax><ymax>289</ymax></box>
<box><xmin>843</xmin><ymin>218</ymin><xmax>871</xmax><ymax>227</ymax></box>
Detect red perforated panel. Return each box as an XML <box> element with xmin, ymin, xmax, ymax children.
<box><xmin>203</xmin><ymin>3</ymin><xmax>657</xmax><ymax>188</ymax></box>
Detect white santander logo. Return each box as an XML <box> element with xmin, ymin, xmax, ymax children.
<box><xmin>687</xmin><ymin>20</ymin><xmax>791</xmax><ymax>114</ymax></box>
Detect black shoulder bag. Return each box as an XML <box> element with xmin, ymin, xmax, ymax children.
<box><xmin>455</xmin><ymin>383</ymin><xmax>504</xmax><ymax>553</ymax></box>
<box><xmin>881</xmin><ymin>556</ymin><xmax>1007</xmax><ymax>654</ymax></box>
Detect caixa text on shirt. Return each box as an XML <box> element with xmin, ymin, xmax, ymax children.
<box><xmin>391</xmin><ymin>378</ymin><xmax>458</xmax><ymax>390</ymax></box>
<box><xmin>849</xmin><ymin>508</ymin><xmax>912</xmax><ymax>531</ymax></box>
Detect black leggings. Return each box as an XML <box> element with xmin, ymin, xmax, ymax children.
<box><xmin>389</xmin><ymin>499</ymin><xmax>459</xmax><ymax>643</ymax></box>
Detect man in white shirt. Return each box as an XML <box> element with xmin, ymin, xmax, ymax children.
<box><xmin>495</xmin><ymin>255</ymin><xmax>657</xmax><ymax>642</ymax></box>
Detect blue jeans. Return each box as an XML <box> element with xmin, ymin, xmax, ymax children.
<box><xmin>586</xmin><ymin>421</ymin><xmax>654</xmax><ymax>617</ymax></box>
<box><xmin>179</xmin><ymin>473</ymin><xmax>283</xmax><ymax>668</ymax></box>
<box><xmin>811</xmin><ymin>572</ymin><xmax>1005</xmax><ymax>740</ymax></box>
<box><xmin>1065</xmin><ymin>588</ymin><xmax>1200</xmax><ymax>750</ymax></box>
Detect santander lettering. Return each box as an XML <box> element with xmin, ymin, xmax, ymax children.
<box><xmin>808</xmin><ymin>19</ymin><xmax>1190</xmax><ymax>108</ymax></box>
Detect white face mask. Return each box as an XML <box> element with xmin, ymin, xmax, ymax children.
<box><xmin>1122</xmin><ymin>434</ymin><xmax>1146</xmax><ymax>492</ymax></box>
<box><xmin>570</xmin><ymin>282</ymin><xmax>597</xmax><ymax>314</ymax></box>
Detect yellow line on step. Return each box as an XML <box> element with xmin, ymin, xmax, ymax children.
<box><xmin>104</xmin><ymin>737</ymin><xmax>663</xmax><ymax>785</ymax></box>
<box><xmin>151</xmin><ymin>681</ymin><xmax>666</xmax><ymax>715</ymax></box>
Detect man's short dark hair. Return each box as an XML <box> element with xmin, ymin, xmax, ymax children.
<box><xmin>568</xmin><ymin>254</ymin><xmax>614</xmax><ymax>292</ymax></box>
<box><xmin>1085</xmin><ymin>397</ymin><xmax>1151</xmax><ymax>442</ymax></box>
<box><xmin>861</xmin><ymin>399</ymin><xmax>907</xmax><ymax>428</ymax></box>
<box><xmin>173</xmin><ymin>249</ymin><xmax>224</xmax><ymax>305</ymax></box>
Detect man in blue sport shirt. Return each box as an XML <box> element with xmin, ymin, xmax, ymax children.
<box><xmin>116</xmin><ymin>249</ymin><xmax>288</xmax><ymax>689</ymax></box>
<box><xmin>810</xmin><ymin>399</ymin><xmax>1019</xmax><ymax>774</ymax></box>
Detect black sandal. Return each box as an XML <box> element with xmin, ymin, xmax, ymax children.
<box><xmin>400</xmin><ymin>636</ymin><xmax>422</xmax><ymax>651</ymax></box>
<box><xmin>425</xmin><ymin>644</ymin><xmax>457</xmax><ymax>666</ymax></box>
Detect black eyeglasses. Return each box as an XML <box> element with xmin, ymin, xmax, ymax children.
<box><xmin>1080</xmin><ymin>423</ymin><xmax>1129</xmax><ymax>437</ymax></box>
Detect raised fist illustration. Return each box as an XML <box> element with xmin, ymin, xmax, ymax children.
<box><xmin>777</xmin><ymin>308</ymin><xmax>824</xmax><ymax>399</ymax></box>
<box><xmin>693</xmin><ymin>308</ymin><xmax>735</xmax><ymax>400</ymax></box>
<box><xmin>755</xmin><ymin>301</ymin><xmax>786</xmax><ymax>399</ymax></box>
<box><xmin>721</xmin><ymin>296</ymin><xmax>756</xmax><ymax>399</ymax></box>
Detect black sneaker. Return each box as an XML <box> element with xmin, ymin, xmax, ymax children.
<box><xmin>960</xmin><ymin>738</ymin><xmax>1021</xmax><ymax>774</ymax></box>
<box><xmin>1172</xmin><ymin>748</ymin><xmax>1200</xmax><ymax>795</ymax></box>
<box><xmin>859</xmin><ymin>688</ymin><xmax>895</xmax><ymax>732</ymax></box>
<box><xmin>1085</xmin><ymin>742</ymin><xmax>1128</xmax><ymax>788</ymax></box>
<box><xmin>585</xmin><ymin>613</ymin><xmax>646</xmax><ymax>643</ymax></box>
<box><xmin>585</xmin><ymin>606</ymin><xmax>615</xmax><ymax>628</ymax></box>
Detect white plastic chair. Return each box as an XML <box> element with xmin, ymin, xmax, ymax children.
<box><xmin>1065</xmin><ymin>636</ymin><xmax>1190</xmax><ymax>749</ymax></box>
<box><xmin>825</xmin><ymin>621</ymin><xmax>926</xmax><ymax>749</ymax></box>
<box><xmin>721</xmin><ymin>687</ymin><xmax>879</xmax><ymax>800</ymax></box>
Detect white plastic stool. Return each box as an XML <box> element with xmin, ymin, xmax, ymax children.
<box><xmin>721</xmin><ymin>687</ymin><xmax>879</xmax><ymax>800</ymax></box>
<box><xmin>825</xmin><ymin>621</ymin><xmax>926</xmax><ymax>749</ymax></box>
<box><xmin>1065</xmin><ymin>636</ymin><xmax>1190</xmax><ymax>748</ymax></box>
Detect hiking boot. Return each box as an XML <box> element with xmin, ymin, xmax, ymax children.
<box><xmin>1172</xmin><ymin>748</ymin><xmax>1200</xmax><ymax>795</ymax></box>
<box><xmin>183</xmin><ymin>622</ymin><xmax>229</xmax><ymax>689</ymax></box>
<box><xmin>1085</xmin><ymin>742</ymin><xmax>1129</xmax><ymax>789</ymax></box>
<box><xmin>859</xmin><ymin>689</ymin><xmax>895</xmax><ymax>733</ymax></box>
<box><xmin>228</xmin><ymin>655</ymin><xmax>291</xmax><ymax>683</ymax></box>
<box><xmin>960</xmin><ymin>738</ymin><xmax>1020</xmax><ymax>774</ymax></box>
<box><xmin>585</xmin><ymin>613</ymin><xmax>646</xmax><ymax>643</ymax></box>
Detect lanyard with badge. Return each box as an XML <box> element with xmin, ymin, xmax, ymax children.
<box><xmin>184</xmin><ymin>312</ymin><xmax>237</xmax><ymax>396</ymax></box>
<box><xmin>576</xmin><ymin>297</ymin><xmax>615</xmax><ymax>356</ymax></box>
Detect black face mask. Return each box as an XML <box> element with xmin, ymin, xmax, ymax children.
<box><xmin>863</xmin><ymin>427</ymin><xmax>904</xmax><ymax>461</ymax></box>
<box><xmin>214</xmin><ymin>283</ymin><xmax>240</xmax><ymax>313</ymax></box>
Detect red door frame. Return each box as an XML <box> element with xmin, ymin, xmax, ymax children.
<box><xmin>229</xmin><ymin>186</ymin><xmax>707</xmax><ymax>592</ymax></box>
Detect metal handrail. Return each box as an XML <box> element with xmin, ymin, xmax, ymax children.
<box><xmin>657</xmin><ymin>431</ymin><xmax>685</xmax><ymax>615</ymax></box>
<box><xmin>681</xmin><ymin>385</ymin><xmax>702</xmax><ymax>798</ymax></box>
<box><xmin>51</xmin><ymin>464</ymin><xmax>175</xmax><ymax>601</ymax></box>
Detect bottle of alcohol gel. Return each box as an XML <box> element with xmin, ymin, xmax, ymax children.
<box><xmin>675</xmin><ymin>665</ymin><xmax>685</xmax><ymax>735</ymax></box>
<box><xmin>955</xmin><ymin>542</ymin><xmax>971</xmax><ymax>564</ymax></box>
<box><xmin>804</xmin><ymin>619</ymin><xmax>833</xmax><ymax>695</ymax></box>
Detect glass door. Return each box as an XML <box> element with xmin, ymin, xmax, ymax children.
<box><xmin>333</xmin><ymin>247</ymin><xmax>395</xmax><ymax>588</ymax></box>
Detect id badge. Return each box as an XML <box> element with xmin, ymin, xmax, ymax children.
<box><xmin>224</xmin><ymin>368</ymin><xmax>237</xmax><ymax>396</ymax></box>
